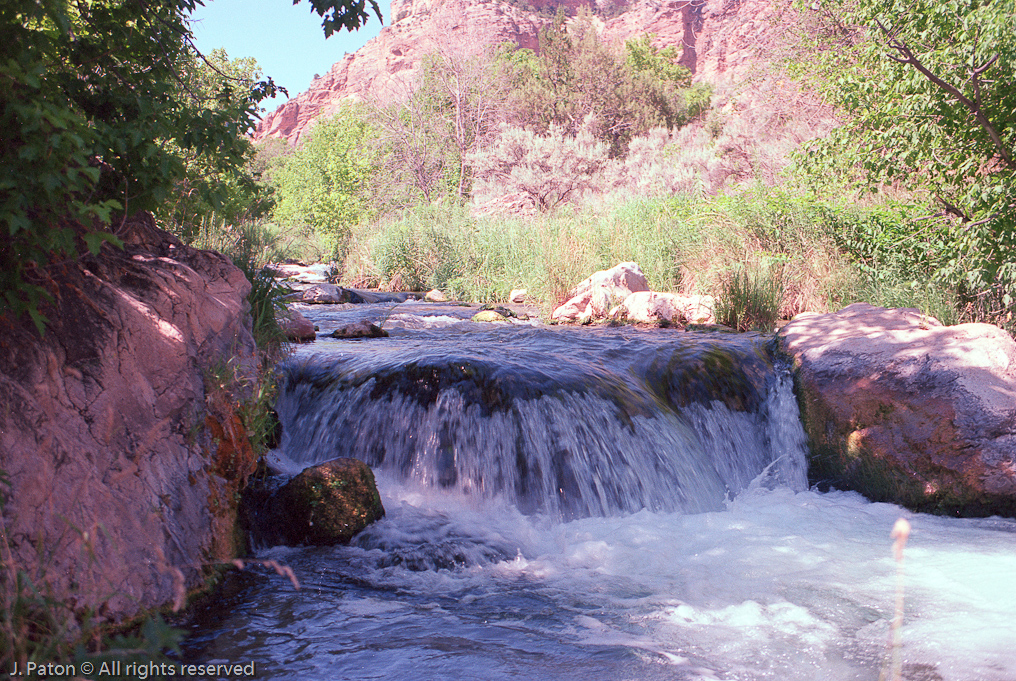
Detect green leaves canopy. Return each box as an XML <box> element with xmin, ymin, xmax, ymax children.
<box><xmin>273</xmin><ymin>105</ymin><xmax>379</xmax><ymax>255</ymax></box>
<box><xmin>0</xmin><ymin>0</ymin><xmax>381</xmax><ymax>330</ymax></box>
<box><xmin>506</xmin><ymin>12</ymin><xmax>710</xmax><ymax>157</ymax></box>
<box><xmin>799</xmin><ymin>0</ymin><xmax>1015</xmax><ymax>302</ymax></box>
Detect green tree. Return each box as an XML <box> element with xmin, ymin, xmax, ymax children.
<box><xmin>624</xmin><ymin>34</ymin><xmax>692</xmax><ymax>88</ymax></box>
<box><xmin>273</xmin><ymin>104</ymin><xmax>379</xmax><ymax>256</ymax></box>
<box><xmin>1</xmin><ymin>0</ymin><xmax>381</xmax><ymax>331</ymax></box>
<box><xmin>798</xmin><ymin>0</ymin><xmax>1016</xmax><ymax>311</ymax></box>
<box><xmin>505</xmin><ymin>11</ymin><xmax>710</xmax><ymax>156</ymax></box>
<box><xmin>159</xmin><ymin>48</ymin><xmax>276</xmax><ymax>240</ymax></box>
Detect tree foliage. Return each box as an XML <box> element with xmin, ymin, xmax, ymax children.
<box><xmin>797</xmin><ymin>0</ymin><xmax>1016</xmax><ymax>308</ymax></box>
<box><xmin>272</xmin><ymin>104</ymin><xmax>379</xmax><ymax>256</ymax></box>
<box><xmin>158</xmin><ymin>48</ymin><xmax>277</xmax><ymax>240</ymax></box>
<box><xmin>505</xmin><ymin>11</ymin><xmax>710</xmax><ymax>156</ymax></box>
<box><xmin>271</xmin><ymin>15</ymin><xmax>715</xmax><ymax>239</ymax></box>
<box><xmin>414</xmin><ymin>49</ymin><xmax>516</xmax><ymax>199</ymax></box>
<box><xmin>1</xmin><ymin>0</ymin><xmax>381</xmax><ymax>331</ymax></box>
<box><xmin>624</xmin><ymin>34</ymin><xmax>692</xmax><ymax>88</ymax></box>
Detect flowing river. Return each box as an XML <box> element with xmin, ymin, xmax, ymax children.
<box><xmin>183</xmin><ymin>301</ymin><xmax>1016</xmax><ymax>681</ymax></box>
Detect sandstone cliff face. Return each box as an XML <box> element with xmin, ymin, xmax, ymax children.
<box><xmin>254</xmin><ymin>0</ymin><xmax>795</xmax><ymax>146</ymax></box>
<box><xmin>256</xmin><ymin>0</ymin><xmax>551</xmax><ymax>144</ymax></box>
<box><xmin>0</xmin><ymin>214</ymin><xmax>257</xmax><ymax>623</ymax></box>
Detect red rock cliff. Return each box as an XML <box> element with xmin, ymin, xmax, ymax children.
<box><xmin>254</xmin><ymin>0</ymin><xmax>790</xmax><ymax>146</ymax></box>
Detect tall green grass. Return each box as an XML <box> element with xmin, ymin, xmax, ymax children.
<box><xmin>715</xmin><ymin>264</ymin><xmax>783</xmax><ymax>332</ymax></box>
<box><xmin>335</xmin><ymin>190</ymin><xmax>962</xmax><ymax>325</ymax></box>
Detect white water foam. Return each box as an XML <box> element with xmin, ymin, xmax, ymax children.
<box><xmin>191</xmin><ymin>476</ymin><xmax>1016</xmax><ymax>681</ymax></box>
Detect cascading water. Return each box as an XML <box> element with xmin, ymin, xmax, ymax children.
<box><xmin>183</xmin><ymin>303</ymin><xmax>1016</xmax><ymax>681</ymax></box>
<box><xmin>272</xmin><ymin>326</ymin><xmax>807</xmax><ymax>519</ymax></box>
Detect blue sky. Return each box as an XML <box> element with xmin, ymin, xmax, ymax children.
<box><xmin>187</xmin><ymin>0</ymin><xmax>388</xmax><ymax>114</ymax></box>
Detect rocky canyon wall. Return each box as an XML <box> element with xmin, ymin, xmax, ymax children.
<box><xmin>255</xmin><ymin>0</ymin><xmax>811</xmax><ymax>146</ymax></box>
<box><xmin>0</xmin><ymin>213</ymin><xmax>258</xmax><ymax>624</ymax></box>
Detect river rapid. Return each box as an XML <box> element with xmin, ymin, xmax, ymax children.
<box><xmin>183</xmin><ymin>300</ymin><xmax>1016</xmax><ymax>681</ymax></box>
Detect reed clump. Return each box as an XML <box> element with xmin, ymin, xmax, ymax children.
<box><xmin>715</xmin><ymin>264</ymin><xmax>784</xmax><ymax>332</ymax></box>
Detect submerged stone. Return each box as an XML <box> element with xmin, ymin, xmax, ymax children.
<box><xmin>269</xmin><ymin>458</ymin><xmax>385</xmax><ymax>546</ymax></box>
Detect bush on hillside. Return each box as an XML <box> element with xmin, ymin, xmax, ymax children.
<box><xmin>470</xmin><ymin>124</ymin><xmax>611</xmax><ymax>211</ymax></box>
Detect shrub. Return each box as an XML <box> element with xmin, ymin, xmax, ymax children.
<box><xmin>271</xmin><ymin>105</ymin><xmax>380</xmax><ymax>260</ymax></box>
<box><xmin>715</xmin><ymin>264</ymin><xmax>784</xmax><ymax>332</ymax></box>
<box><xmin>470</xmin><ymin>124</ymin><xmax>611</xmax><ymax>211</ymax></box>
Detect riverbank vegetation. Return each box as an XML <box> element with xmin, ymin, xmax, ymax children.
<box><xmin>1</xmin><ymin>0</ymin><xmax>377</xmax><ymax>666</ymax></box>
<box><xmin>245</xmin><ymin>2</ymin><xmax>1010</xmax><ymax>331</ymax></box>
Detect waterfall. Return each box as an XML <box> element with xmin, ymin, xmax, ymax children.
<box><xmin>188</xmin><ymin>321</ymin><xmax>1016</xmax><ymax>681</ymax></box>
<box><xmin>273</xmin><ymin>328</ymin><xmax>809</xmax><ymax>519</ymax></box>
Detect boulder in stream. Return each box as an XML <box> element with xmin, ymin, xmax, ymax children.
<box><xmin>425</xmin><ymin>289</ymin><xmax>448</xmax><ymax>302</ymax></box>
<box><xmin>552</xmin><ymin>262</ymin><xmax>649</xmax><ymax>323</ymax></box>
<box><xmin>611</xmin><ymin>292</ymin><xmax>716</xmax><ymax>326</ymax></box>
<box><xmin>302</xmin><ymin>283</ymin><xmax>350</xmax><ymax>304</ymax></box>
<box><xmin>329</xmin><ymin>321</ymin><xmax>389</xmax><ymax>339</ymax></box>
<box><xmin>268</xmin><ymin>458</ymin><xmax>385</xmax><ymax>546</ymax></box>
<box><xmin>277</xmin><ymin>306</ymin><xmax>317</xmax><ymax>341</ymax></box>
<box><xmin>472</xmin><ymin>310</ymin><xmax>507</xmax><ymax>323</ymax></box>
<box><xmin>780</xmin><ymin>303</ymin><xmax>1016</xmax><ymax>516</ymax></box>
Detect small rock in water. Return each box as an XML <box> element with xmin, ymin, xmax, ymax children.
<box><xmin>471</xmin><ymin>310</ymin><xmax>507</xmax><ymax>323</ymax></box>
<box><xmin>425</xmin><ymin>289</ymin><xmax>448</xmax><ymax>302</ymax></box>
<box><xmin>480</xmin><ymin>304</ymin><xmax>516</xmax><ymax>318</ymax></box>
<box><xmin>277</xmin><ymin>306</ymin><xmax>316</xmax><ymax>342</ymax></box>
<box><xmin>329</xmin><ymin>321</ymin><xmax>388</xmax><ymax>339</ymax></box>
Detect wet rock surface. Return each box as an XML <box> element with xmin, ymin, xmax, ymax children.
<box><xmin>780</xmin><ymin>303</ymin><xmax>1016</xmax><ymax>516</ymax></box>
<box><xmin>258</xmin><ymin>458</ymin><xmax>385</xmax><ymax>546</ymax></box>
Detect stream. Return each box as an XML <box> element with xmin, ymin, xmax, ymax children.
<box><xmin>182</xmin><ymin>300</ymin><xmax>1016</xmax><ymax>680</ymax></box>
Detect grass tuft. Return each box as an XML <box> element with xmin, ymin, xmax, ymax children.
<box><xmin>715</xmin><ymin>264</ymin><xmax>783</xmax><ymax>332</ymax></box>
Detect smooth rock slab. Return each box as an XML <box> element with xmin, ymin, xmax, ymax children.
<box><xmin>779</xmin><ymin>303</ymin><xmax>1016</xmax><ymax>516</ymax></box>
<box><xmin>0</xmin><ymin>212</ymin><xmax>258</xmax><ymax>623</ymax></box>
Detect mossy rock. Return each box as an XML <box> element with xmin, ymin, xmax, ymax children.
<box><xmin>272</xmin><ymin>458</ymin><xmax>385</xmax><ymax>546</ymax></box>
<box><xmin>472</xmin><ymin>310</ymin><xmax>507</xmax><ymax>323</ymax></box>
